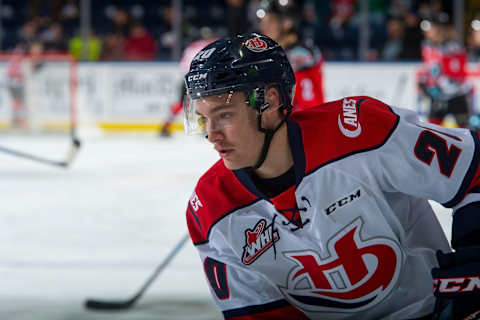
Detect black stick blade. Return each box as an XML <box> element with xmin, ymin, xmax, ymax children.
<box><xmin>84</xmin><ymin>234</ymin><xmax>190</xmax><ymax>312</ymax></box>
<box><xmin>85</xmin><ymin>299</ymin><xmax>135</xmax><ymax>310</ymax></box>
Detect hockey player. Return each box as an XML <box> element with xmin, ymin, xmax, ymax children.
<box><xmin>418</xmin><ymin>13</ymin><xmax>472</xmax><ymax>128</ymax></box>
<box><xmin>159</xmin><ymin>27</ymin><xmax>216</xmax><ymax>137</ymax></box>
<box><xmin>7</xmin><ymin>40</ymin><xmax>44</xmax><ymax>128</ymax></box>
<box><xmin>184</xmin><ymin>33</ymin><xmax>480</xmax><ymax>319</ymax></box>
<box><xmin>258</xmin><ymin>0</ymin><xmax>324</xmax><ymax>112</ymax></box>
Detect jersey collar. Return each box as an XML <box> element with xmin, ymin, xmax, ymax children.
<box><xmin>233</xmin><ymin>118</ymin><xmax>306</xmax><ymax>199</ymax></box>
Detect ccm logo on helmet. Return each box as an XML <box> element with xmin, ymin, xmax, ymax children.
<box><xmin>187</xmin><ymin>73</ymin><xmax>208</xmax><ymax>82</ymax></box>
<box><xmin>245</xmin><ymin>37</ymin><xmax>268</xmax><ymax>52</ymax></box>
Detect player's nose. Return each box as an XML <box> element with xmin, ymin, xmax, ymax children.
<box><xmin>206</xmin><ymin>124</ymin><xmax>223</xmax><ymax>143</ymax></box>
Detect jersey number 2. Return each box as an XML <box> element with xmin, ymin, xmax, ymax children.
<box><xmin>414</xmin><ymin>130</ymin><xmax>462</xmax><ymax>177</ymax></box>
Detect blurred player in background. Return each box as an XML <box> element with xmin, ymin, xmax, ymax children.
<box><xmin>466</xmin><ymin>18</ymin><xmax>480</xmax><ymax>130</ymax></box>
<box><xmin>258</xmin><ymin>0</ymin><xmax>324</xmax><ymax>112</ymax></box>
<box><xmin>159</xmin><ymin>26</ymin><xmax>216</xmax><ymax>137</ymax></box>
<box><xmin>418</xmin><ymin>12</ymin><xmax>472</xmax><ymax>128</ymax></box>
<box><xmin>7</xmin><ymin>40</ymin><xmax>44</xmax><ymax>128</ymax></box>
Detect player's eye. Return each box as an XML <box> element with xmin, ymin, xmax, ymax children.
<box><xmin>219</xmin><ymin>112</ymin><xmax>232</xmax><ymax>120</ymax></box>
<box><xmin>197</xmin><ymin>116</ymin><xmax>208</xmax><ymax>129</ymax></box>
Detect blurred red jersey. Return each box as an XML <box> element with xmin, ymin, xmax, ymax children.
<box><xmin>286</xmin><ymin>42</ymin><xmax>325</xmax><ymax>112</ymax></box>
<box><xmin>419</xmin><ymin>40</ymin><xmax>469</xmax><ymax>92</ymax></box>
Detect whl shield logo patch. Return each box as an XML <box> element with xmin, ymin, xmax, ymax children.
<box><xmin>242</xmin><ymin>219</ymin><xmax>279</xmax><ymax>265</ymax></box>
<box><xmin>280</xmin><ymin>218</ymin><xmax>401</xmax><ymax>312</ymax></box>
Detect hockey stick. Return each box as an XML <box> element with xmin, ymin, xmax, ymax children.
<box><xmin>0</xmin><ymin>136</ymin><xmax>81</xmax><ymax>168</ymax></box>
<box><xmin>85</xmin><ymin>233</ymin><xmax>190</xmax><ymax>311</ymax></box>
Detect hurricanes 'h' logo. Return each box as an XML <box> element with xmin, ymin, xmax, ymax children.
<box><xmin>280</xmin><ymin>219</ymin><xmax>401</xmax><ymax>312</ymax></box>
<box><xmin>242</xmin><ymin>219</ymin><xmax>279</xmax><ymax>265</ymax></box>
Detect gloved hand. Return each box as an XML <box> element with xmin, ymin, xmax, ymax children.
<box><xmin>432</xmin><ymin>246</ymin><xmax>480</xmax><ymax>320</ymax></box>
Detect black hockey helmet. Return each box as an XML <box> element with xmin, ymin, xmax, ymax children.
<box><xmin>421</xmin><ymin>12</ymin><xmax>451</xmax><ymax>32</ymax></box>
<box><xmin>258</xmin><ymin>0</ymin><xmax>299</xmax><ymax>24</ymax></box>
<box><xmin>184</xmin><ymin>33</ymin><xmax>295</xmax><ymax>119</ymax></box>
<box><xmin>259</xmin><ymin>0</ymin><xmax>298</xmax><ymax>17</ymax></box>
<box><xmin>430</xmin><ymin>12</ymin><xmax>451</xmax><ymax>26</ymax></box>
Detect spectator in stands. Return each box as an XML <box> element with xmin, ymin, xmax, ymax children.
<box><xmin>124</xmin><ymin>22</ymin><xmax>156</xmax><ymax>61</ymax></box>
<box><xmin>109</xmin><ymin>8</ymin><xmax>131</xmax><ymax>37</ymax></box>
<box><xmin>381</xmin><ymin>2</ymin><xmax>421</xmax><ymax>60</ymax></box>
<box><xmin>368</xmin><ymin>0</ymin><xmax>389</xmax><ymax>29</ymax></box>
<box><xmin>17</xmin><ymin>20</ymin><xmax>39</xmax><ymax>47</ymax></box>
<box><xmin>225</xmin><ymin>0</ymin><xmax>249</xmax><ymax>35</ymax></box>
<box><xmin>68</xmin><ymin>30</ymin><xmax>102</xmax><ymax>61</ymax></box>
<box><xmin>101</xmin><ymin>7</ymin><xmax>131</xmax><ymax>61</ymax></box>
<box><xmin>101</xmin><ymin>32</ymin><xmax>125</xmax><ymax>61</ymax></box>
<box><xmin>156</xmin><ymin>5</ymin><xmax>176</xmax><ymax>60</ymax></box>
<box><xmin>322</xmin><ymin>0</ymin><xmax>358</xmax><ymax>60</ymax></box>
<box><xmin>300</xmin><ymin>1</ymin><xmax>320</xmax><ymax>43</ymax></box>
<box><xmin>247</xmin><ymin>0</ymin><xmax>262</xmax><ymax>32</ymax></box>
<box><xmin>59</xmin><ymin>0</ymin><xmax>79</xmax><ymax>36</ymax></box>
<box><xmin>0</xmin><ymin>0</ymin><xmax>446</xmax><ymax>64</ymax></box>
<box><xmin>41</xmin><ymin>22</ymin><xmax>67</xmax><ymax>52</ymax></box>
<box><xmin>468</xmin><ymin>18</ymin><xmax>480</xmax><ymax>62</ymax></box>
<box><xmin>381</xmin><ymin>16</ymin><xmax>407</xmax><ymax>61</ymax></box>
<box><xmin>28</xmin><ymin>0</ymin><xmax>62</xmax><ymax>22</ymax></box>
<box><xmin>429</xmin><ymin>0</ymin><xmax>450</xmax><ymax>17</ymax></box>
<box><xmin>402</xmin><ymin>11</ymin><xmax>423</xmax><ymax>60</ymax></box>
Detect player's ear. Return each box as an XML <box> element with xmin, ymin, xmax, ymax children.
<box><xmin>261</xmin><ymin>86</ymin><xmax>283</xmax><ymax>128</ymax></box>
<box><xmin>264</xmin><ymin>87</ymin><xmax>281</xmax><ymax>110</ymax></box>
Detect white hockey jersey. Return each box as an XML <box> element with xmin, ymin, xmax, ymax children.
<box><xmin>186</xmin><ymin>96</ymin><xmax>480</xmax><ymax>319</ymax></box>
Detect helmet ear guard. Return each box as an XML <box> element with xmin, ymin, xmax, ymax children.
<box><xmin>245</xmin><ymin>83</ymin><xmax>293</xmax><ymax>115</ymax></box>
<box><xmin>245</xmin><ymin>86</ymin><xmax>266</xmax><ymax>111</ymax></box>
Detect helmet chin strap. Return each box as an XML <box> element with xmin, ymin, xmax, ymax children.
<box><xmin>244</xmin><ymin>104</ymin><xmax>290</xmax><ymax>172</ymax></box>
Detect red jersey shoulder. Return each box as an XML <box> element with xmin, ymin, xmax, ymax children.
<box><xmin>186</xmin><ymin>160</ymin><xmax>258</xmax><ymax>245</ymax></box>
<box><xmin>292</xmin><ymin>60</ymin><xmax>324</xmax><ymax>111</ymax></box>
<box><xmin>291</xmin><ymin>96</ymin><xmax>399</xmax><ymax>172</ymax></box>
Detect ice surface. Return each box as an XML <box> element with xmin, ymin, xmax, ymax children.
<box><xmin>0</xmin><ymin>133</ymin><xmax>453</xmax><ymax>320</ymax></box>
<box><xmin>0</xmin><ymin>134</ymin><xmax>222</xmax><ymax>319</ymax></box>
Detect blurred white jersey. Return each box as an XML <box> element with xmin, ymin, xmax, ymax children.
<box><xmin>186</xmin><ymin>96</ymin><xmax>480</xmax><ymax>319</ymax></box>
